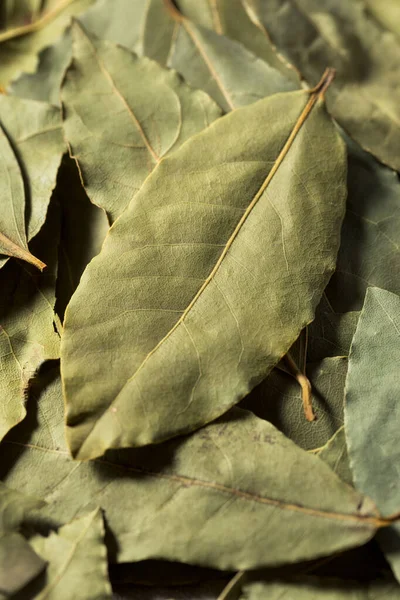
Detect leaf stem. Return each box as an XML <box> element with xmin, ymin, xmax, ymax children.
<box><xmin>217</xmin><ymin>571</ymin><xmax>246</xmax><ymax>600</ymax></box>
<box><xmin>0</xmin><ymin>0</ymin><xmax>76</xmax><ymax>43</ymax></box>
<box><xmin>0</xmin><ymin>231</ymin><xmax>46</xmax><ymax>270</ymax></box>
<box><xmin>284</xmin><ymin>351</ymin><xmax>315</xmax><ymax>422</ymax></box>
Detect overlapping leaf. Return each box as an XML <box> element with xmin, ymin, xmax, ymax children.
<box><xmin>345</xmin><ymin>287</ymin><xmax>400</xmax><ymax>582</ymax></box>
<box><xmin>62</xmin><ymin>22</ymin><xmax>222</xmax><ymax>222</ymax></box>
<box><xmin>1</xmin><ymin>367</ymin><xmax>384</xmax><ymax>570</ymax></box>
<box><xmin>61</xmin><ymin>78</ymin><xmax>346</xmax><ymax>460</ymax></box>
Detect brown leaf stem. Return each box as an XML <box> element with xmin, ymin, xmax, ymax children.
<box><xmin>284</xmin><ymin>351</ymin><xmax>316</xmax><ymax>422</ymax></box>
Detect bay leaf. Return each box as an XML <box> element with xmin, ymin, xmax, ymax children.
<box><xmin>1</xmin><ymin>368</ymin><xmax>383</xmax><ymax>570</ymax></box>
<box><xmin>0</xmin><ymin>482</ymin><xmax>45</xmax><ymax>599</ymax></box>
<box><xmin>240</xmin><ymin>576</ymin><xmax>400</xmax><ymax>599</ymax></box>
<box><xmin>316</xmin><ymin>427</ymin><xmax>353</xmax><ymax>486</ymax></box>
<box><xmin>345</xmin><ymin>287</ymin><xmax>400</xmax><ymax>582</ymax></box>
<box><xmin>0</xmin><ymin>95</ymin><xmax>64</xmax><ymax>248</ymax></box>
<box><xmin>62</xmin><ymin>22</ymin><xmax>222</xmax><ymax>222</ymax></box>
<box><xmin>365</xmin><ymin>0</ymin><xmax>400</xmax><ymax>39</ymax></box>
<box><xmin>175</xmin><ymin>0</ymin><xmax>299</xmax><ymax>81</ymax></box>
<box><xmin>0</xmin><ymin>198</ymin><xmax>60</xmax><ymax>441</ymax></box>
<box><xmin>0</xmin><ymin>118</ymin><xmax>44</xmax><ymax>270</ymax></box>
<box><xmin>0</xmin><ymin>0</ymin><xmax>95</xmax><ymax>87</ymax></box>
<box><xmin>245</xmin><ymin>0</ymin><xmax>400</xmax><ymax>171</ymax></box>
<box><xmin>61</xmin><ymin>75</ymin><xmax>346</xmax><ymax>460</ymax></box>
<box><xmin>241</xmin><ymin>357</ymin><xmax>346</xmax><ymax>451</ymax></box>
<box><xmin>30</xmin><ymin>508</ymin><xmax>112</xmax><ymax>600</ymax></box>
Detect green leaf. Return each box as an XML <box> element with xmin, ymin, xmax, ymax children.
<box><xmin>317</xmin><ymin>426</ymin><xmax>353</xmax><ymax>486</ymax></box>
<box><xmin>30</xmin><ymin>509</ymin><xmax>112</xmax><ymax>600</ymax></box>
<box><xmin>345</xmin><ymin>287</ymin><xmax>400</xmax><ymax>582</ymax></box>
<box><xmin>245</xmin><ymin>0</ymin><xmax>400</xmax><ymax>171</ymax></box>
<box><xmin>0</xmin><ymin>95</ymin><xmax>64</xmax><ymax>248</ymax></box>
<box><xmin>1</xmin><ymin>367</ymin><xmax>382</xmax><ymax>570</ymax></box>
<box><xmin>61</xmin><ymin>22</ymin><xmax>222</xmax><ymax>222</ymax></box>
<box><xmin>365</xmin><ymin>0</ymin><xmax>400</xmax><ymax>39</ymax></box>
<box><xmin>240</xmin><ymin>576</ymin><xmax>400</xmax><ymax>599</ymax></box>
<box><xmin>0</xmin><ymin>199</ymin><xmax>60</xmax><ymax>441</ymax></box>
<box><xmin>0</xmin><ymin>482</ymin><xmax>45</xmax><ymax>598</ymax></box>
<box><xmin>0</xmin><ymin>0</ymin><xmax>95</xmax><ymax>87</ymax></box>
<box><xmin>241</xmin><ymin>357</ymin><xmax>346</xmax><ymax>451</ymax></box>
<box><xmin>61</xmin><ymin>75</ymin><xmax>346</xmax><ymax>460</ymax></box>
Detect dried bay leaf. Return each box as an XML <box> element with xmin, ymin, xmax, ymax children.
<box><xmin>62</xmin><ymin>75</ymin><xmax>346</xmax><ymax>460</ymax></box>
<box><xmin>241</xmin><ymin>357</ymin><xmax>346</xmax><ymax>451</ymax></box>
<box><xmin>1</xmin><ymin>368</ymin><xmax>384</xmax><ymax>570</ymax></box>
<box><xmin>0</xmin><ymin>0</ymin><xmax>95</xmax><ymax>87</ymax></box>
<box><xmin>30</xmin><ymin>509</ymin><xmax>112</xmax><ymax>600</ymax></box>
<box><xmin>345</xmin><ymin>287</ymin><xmax>400</xmax><ymax>582</ymax></box>
<box><xmin>0</xmin><ymin>482</ymin><xmax>46</xmax><ymax>598</ymax></box>
<box><xmin>365</xmin><ymin>0</ymin><xmax>400</xmax><ymax>39</ymax></box>
<box><xmin>246</xmin><ymin>0</ymin><xmax>400</xmax><ymax>171</ymax></box>
<box><xmin>316</xmin><ymin>427</ymin><xmax>353</xmax><ymax>487</ymax></box>
<box><xmin>62</xmin><ymin>22</ymin><xmax>222</xmax><ymax>222</ymax></box>
<box><xmin>0</xmin><ymin>199</ymin><xmax>60</xmax><ymax>441</ymax></box>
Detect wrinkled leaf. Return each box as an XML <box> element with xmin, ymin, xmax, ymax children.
<box><xmin>0</xmin><ymin>0</ymin><xmax>95</xmax><ymax>87</ymax></box>
<box><xmin>0</xmin><ymin>482</ymin><xmax>45</xmax><ymax>598</ymax></box>
<box><xmin>345</xmin><ymin>287</ymin><xmax>400</xmax><ymax>582</ymax></box>
<box><xmin>246</xmin><ymin>0</ymin><xmax>400</xmax><ymax>171</ymax></box>
<box><xmin>61</xmin><ymin>78</ymin><xmax>346</xmax><ymax>460</ymax></box>
<box><xmin>240</xmin><ymin>576</ymin><xmax>400</xmax><ymax>599</ymax></box>
<box><xmin>0</xmin><ymin>199</ymin><xmax>60</xmax><ymax>441</ymax></box>
<box><xmin>1</xmin><ymin>367</ymin><xmax>382</xmax><ymax>570</ymax></box>
<box><xmin>62</xmin><ymin>22</ymin><xmax>222</xmax><ymax>222</ymax></box>
<box><xmin>30</xmin><ymin>508</ymin><xmax>112</xmax><ymax>600</ymax></box>
<box><xmin>241</xmin><ymin>357</ymin><xmax>346</xmax><ymax>451</ymax></box>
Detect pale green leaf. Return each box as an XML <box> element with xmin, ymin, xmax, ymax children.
<box><xmin>30</xmin><ymin>509</ymin><xmax>112</xmax><ymax>600</ymax></box>
<box><xmin>61</xmin><ymin>78</ymin><xmax>346</xmax><ymax>460</ymax></box>
<box><xmin>365</xmin><ymin>0</ymin><xmax>400</xmax><ymax>39</ymax></box>
<box><xmin>0</xmin><ymin>0</ymin><xmax>95</xmax><ymax>87</ymax></box>
<box><xmin>0</xmin><ymin>199</ymin><xmax>60</xmax><ymax>441</ymax></box>
<box><xmin>62</xmin><ymin>22</ymin><xmax>222</xmax><ymax>222</ymax></box>
<box><xmin>317</xmin><ymin>426</ymin><xmax>353</xmax><ymax>486</ymax></box>
<box><xmin>1</xmin><ymin>367</ymin><xmax>382</xmax><ymax>570</ymax></box>
<box><xmin>241</xmin><ymin>357</ymin><xmax>347</xmax><ymax>451</ymax></box>
<box><xmin>245</xmin><ymin>0</ymin><xmax>400</xmax><ymax>171</ymax></box>
<box><xmin>0</xmin><ymin>482</ymin><xmax>45</xmax><ymax>598</ymax></box>
<box><xmin>345</xmin><ymin>287</ymin><xmax>400</xmax><ymax>582</ymax></box>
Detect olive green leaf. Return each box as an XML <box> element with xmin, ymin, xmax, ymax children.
<box><xmin>61</xmin><ymin>75</ymin><xmax>346</xmax><ymax>460</ymax></box>
<box><xmin>0</xmin><ymin>482</ymin><xmax>46</xmax><ymax>599</ymax></box>
<box><xmin>62</xmin><ymin>22</ymin><xmax>222</xmax><ymax>222</ymax></box>
<box><xmin>1</xmin><ymin>368</ymin><xmax>384</xmax><ymax>570</ymax></box>
<box><xmin>0</xmin><ymin>95</ymin><xmax>64</xmax><ymax>251</ymax></box>
<box><xmin>55</xmin><ymin>156</ymin><xmax>109</xmax><ymax>322</ymax></box>
<box><xmin>245</xmin><ymin>0</ymin><xmax>400</xmax><ymax>171</ymax></box>
<box><xmin>345</xmin><ymin>287</ymin><xmax>400</xmax><ymax>582</ymax></box>
<box><xmin>239</xmin><ymin>576</ymin><xmax>400</xmax><ymax>599</ymax></box>
<box><xmin>241</xmin><ymin>357</ymin><xmax>346</xmax><ymax>451</ymax></box>
<box><xmin>29</xmin><ymin>509</ymin><xmax>112</xmax><ymax>600</ymax></box>
<box><xmin>0</xmin><ymin>119</ymin><xmax>45</xmax><ymax>270</ymax></box>
<box><xmin>176</xmin><ymin>0</ymin><xmax>299</xmax><ymax>82</ymax></box>
<box><xmin>162</xmin><ymin>0</ymin><xmax>296</xmax><ymax>113</ymax></box>
<box><xmin>0</xmin><ymin>0</ymin><xmax>95</xmax><ymax>87</ymax></box>
<box><xmin>307</xmin><ymin>301</ymin><xmax>359</xmax><ymax>362</ymax></box>
<box><xmin>0</xmin><ymin>199</ymin><xmax>60</xmax><ymax>441</ymax></box>
<box><xmin>365</xmin><ymin>0</ymin><xmax>400</xmax><ymax>39</ymax></box>
<box><xmin>316</xmin><ymin>427</ymin><xmax>353</xmax><ymax>486</ymax></box>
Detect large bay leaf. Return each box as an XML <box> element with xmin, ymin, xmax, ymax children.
<box><xmin>0</xmin><ymin>95</ymin><xmax>64</xmax><ymax>246</ymax></box>
<box><xmin>30</xmin><ymin>509</ymin><xmax>112</xmax><ymax>600</ymax></box>
<box><xmin>345</xmin><ymin>287</ymin><xmax>400</xmax><ymax>582</ymax></box>
<box><xmin>0</xmin><ymin>482</ymin><xmax>45</xmax><ymax>599</ymax></box>
<box><xmin>246</xmin><ymin>0</ymin><xmax>400</xmax><ymax>171</ymax></box>
<box><xmin>0</xmin><ymin>118</ymin><xmax>44</xmax><ymax>270</ymax></box>
<box><xmin>61</xmin><ymin>75</ymin><xmax>346</xmax><ymax>460</ymax></box>
<box><xmin>1</xmin><ymin>367</ymin><xmax>384</xmax><ymax>569</ymax></box>
<box><xmin>0</xmin><ymin>199</ymin><xmax>60</xmax><ymax>441</ymax></box>
<box><xmin>241</xmin><ymin>357</ymin><xmax>346</xmax><ymax>451</ymax></box>
<box><xmin>0</xmin><ymin>0</ymin><xmax>95</xmax><ymax>87</ymax></box>
<box><xmin>62</xmin><ymin>22</ymin><xmax>222</xmax><ymax>222</ymax></box>
<box><xmin>240</xmin><ymin>576</ymin><xmax>400</xmax><ymax>599</ymax></box>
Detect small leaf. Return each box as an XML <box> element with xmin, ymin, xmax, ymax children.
<box><xmin>30</xmin><ymin>509</ymin><xmax>112</xmax><ymax>600</ymax></box>
<box><xmin>61</xmin><ymin>76</ymin><xmax>346</xmax><ymax>459</ymax></box>
<box><xmin>345</xmin><ymin>287</ymin><xmax>400</xmax><ymax>582</ymax></box>
<box><xmin>62</xmin><ymin>22</ymin><xmax>222</xmax><ymax>222</ymax></box>
<box><xmin>1</xmin><ymin>367</ymin><xmax>383</xmax><ymax>570</ymax></box>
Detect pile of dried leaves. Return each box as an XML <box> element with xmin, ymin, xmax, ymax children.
<box><xmin>1</xmin><ymin>1</ymin><xmax>400</xmax><ymax>599</ymax></box>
